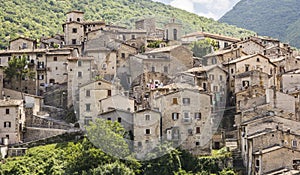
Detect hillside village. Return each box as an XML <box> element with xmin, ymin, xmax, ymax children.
<box><xmin>0</xmin><ymin>10</ymin><xmax>300</xmax><ymax>174</ymax></box>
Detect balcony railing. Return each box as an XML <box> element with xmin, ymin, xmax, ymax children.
<box><xmin>182</xmin><ymin>118</ymin><xmax>192</xmax><ymax>124</ymax></box>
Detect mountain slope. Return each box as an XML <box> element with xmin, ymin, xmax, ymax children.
<box><xmin>0</xmin><ymin>0</ymin><xmax>254</xmax><ymax>49</ymax></box>
<box><xmin>219</xmin><ymin>0</ymin><xmax>300</xmax><ymax>48</ymax></box>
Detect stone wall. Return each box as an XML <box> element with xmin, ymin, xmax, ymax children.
<box><xmin>23</xmin><ymin>127</ymin><xmax>67</xmax><ymax>142</ymax></box>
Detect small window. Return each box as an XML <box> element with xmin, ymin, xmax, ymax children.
<box><xmin>195</xmin><ymin>113</ymin><xmax>201</xmax><ymax>120</ymax></box>
<box><xmin>255</xmin><ymin>159</ymin><xmax>260</xmax><ymax>167</ymax></box>
<box><xmin>196</xmin><ymin>127</ymin><xmax>201</xmax><ymax>134</ymax></box>
<box><xmin>107</xmin><ymin>90</ymin><xmax>111</xmax><ymax>97</ymax></box>
<box><xmin>182</xmin><ymin>98</ymin><xmax>190</xmax><ymax>105</ymax></box>
<box><xmin>209</xmin><ymin>74</ymin><xmax>214</xmax><ymax>80</ymax></box>
<box><xmin>121</xmin><ymin>53</ymin><xmax>125</xmax><ymax>58</ymax></box>
<box><xmin>72</xmin><ymin>28</ymin><xmax>77</xmax><ymax>33</ymax></box>
<box><xmin>172</xmin><ymin>113</ymin><xmax>179</xmax><ymax>121</ymax></box>
<box><xmin>172</xmin><ymin>98</ymin><xmax>178</xmax><ymax>104</ymax></box>
<box><xmin>151</xmin><ymin>66</ymin><xmax>155</xmax><ymax>72</ymax></box>
<box><xmin>131</xmin><ymin>35</ymin><xmax>136</xmax><ymax>39</ymax></box>
<box><xmin>145</xmin><ymin>114</ymin><xmax>150</xmax><ymax>121</ymax></box>
<box><xmin>292</xmin><ymin>140</ymin><xmax>297</xmax><ymax>148</ymax></box>
<box><xmin>6</xmin><ymin>109</ymin><xmax>9</xmax><ymax>114</ymax></box>
<box><xmin>78</xmin><ymin>72</ymin><xmax>82</xmax><ymax>78</ymax></box>
<box><xmin>53</xmin><ymin>57</ymin><xmax>57</xmax><ymax>61</ymax></box>
<box><xmin>117</xmin><ymin>117</ymin><xmax>122</xmax><ymax>123</ymax></box>
<box><xmin>4</xmin><ymin>122</ymin><xmax>11</xmax><ymax>128</ymax></box>
<box><xmin>107</xmin><ymin>118</ymin><xmax>111</xmax><ymax>121</ymax></box>
<box><xmin>86</xmin><ymin>90</ymin><xmax>90</xmax><ymax>97</ymax></box>
<box><xmin>145</xmin><ymin>129</ymin><xmax>151</xmax><ymax>135</ymax></box>
<box><xmin>72</xmin><ymin>39</ymin><xmax>77</xmax><ymax>45</ymax></box>
<box><xmin>245</xmin><ymin>64</ymin><xmax>250</xmax><ymax>72</ymax></box>
<box><xmin>78</xmin><ymin>61</ymin><xmax>82</xmax><ymax>67</ymax></box>
<box><xmin>256</xmin><ymin>58</ymin><xmax>260</xmax><ymax>62</ymax></box>
<box><xmin>196</xmin><ymin>141</ymin><xmax>200</xmax><ymax>146</ymax></box>
<box><xmin>219</xmin><ymin>75</ymin><xmax>223</xmax><ymax>81</ymax></box>
<box><xmin>164</xmin><ymin>66</ymin><xmax>168</xmax><ymax>73</ymax></box>
<box><xmin>138</xmin><ymin>142</ymin><xmax>142</xmax><ymax>147</ymax></box>
<box><xmin>213</xmin><ymin>86</ymin><xmax>218</xmax><ymax>92</ymax></box>
<box><xmin>231</xmin><ymin>68</ymin><xmax>234</xmax><ymax>74</ymax></box>
<box><xmin>77</xmin><ymin>18</ymin><xmax>80</xmax><ymax>22</ymax></box>
<box><xmin>85</xmin><ymin>104</ymin><xmax>91</xmax><ymax>111</ymax></box>
<box><xmin>183</xmin><ymin>111</ymin><xmax>189</xmax><ymax>119</ymax></box>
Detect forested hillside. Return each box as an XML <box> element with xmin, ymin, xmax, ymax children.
<box><xmin>0</xmin><ymin>0</ymin><xmax>255</xmax><ymax>49</ymax></box>
<box><xmin>219</xmin><ymin>0</ymin><xmax>300</xmax><ymax>48</ymax></box>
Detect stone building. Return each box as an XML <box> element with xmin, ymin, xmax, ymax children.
<box><xmin>0</xmin><ymin>99</ymin><xmax>25</xmax><ymax>144</ymax></box>
<box><xmin>151</xmin><ymin>86</ymin><xmax>212</xmax><ymax>155</ymax></box>
<box><xmin>9</xmin><ymin>37</ymin><xmax>36</xmax><ymax>50</ymax></box>
<box><xmin>66</xmin><ymin>57</ymin><xmax>96</xmax><ymax>109</ymax></box>
<box><xmin>78</xmin><ymin>79</ymin><xmax>119</xmax><ymax>127</ymax></box>
<box><xmin>99</xmin><ymin>94</ymin><xmax>134</xmax><ymax>113</ymax></box>
<box><xmin>133</xmin><ymin>109</ymin><xmax>161</xmax><ymax>159</ymax></box>
<box><xmin>182</xmin><ymin>32</ymin><xmax>240</xmax><ymax>50</ymax></box>
<box><xmin>164</xmin><ymin>19</ymin><xmax>182</xmax><ymax>41</ymax></box>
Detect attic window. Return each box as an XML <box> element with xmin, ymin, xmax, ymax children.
<box><xmin>77</xmin><ymin>18</ymin><xmax>80</xmax><ymax>22</ymax></box>
<box><xmin>256</xmin><ymin>58</ymin><xmax>260</xmax><ymax>62</ymax></box>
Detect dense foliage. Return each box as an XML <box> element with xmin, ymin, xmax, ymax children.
<box><xmin>190</xmin><ymin>39</ymin><xmax>218</xmax><ymax>57</ymax></box>
<box><xmin>0</xmin><ymin>0</ymin><xmax>255</xmax><ymax>49</ymax></box>
<box><xmin>219</xmin><ymin>0</ymin><xmax>300</xmax><ymax>48</ymax></box>
<box><xmin>0</xmin><ymin>120</ymin><xmax>235</xmax><ymax>175</ymax></box>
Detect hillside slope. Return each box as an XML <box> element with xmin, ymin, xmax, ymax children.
<box><xmin>0</xmin><ymin>0</ymin><xmax>254</xmax><ymax>49</ymax></box>
<box><xmin>219</xmin><ymin>0</ymin><xmax>300</xmax><ymax>48</ymax></box>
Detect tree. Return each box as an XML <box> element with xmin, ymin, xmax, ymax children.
<box><xmin>190</xmin><ymin>39</ymin><xmax>218</xmax><ymax>57</ymax></box>
<box><xmin>4</xmin><ymin>55</ymin><xmax>35</xmax><ymax>97</ymax></box>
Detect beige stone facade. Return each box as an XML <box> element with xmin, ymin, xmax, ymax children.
<box><xmin>133</xmin><ymin>109</ymin><xmax>161</xmax><ymax>159</ymax></box>
<box><xmin>0</xmin><ymin>99</ymin><xmax>25</xmax><ymax>144</ymax></box>
<box><xmin>152</xmin><ymin>88</ymin><xmax>212</xmax><ymax>155</ymax></box>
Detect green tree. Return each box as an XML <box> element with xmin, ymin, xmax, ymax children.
<box><xmin>190</xmin><ymin>39</ymin><xmax>218</xmax><ymax>57</ymax></box>
<box><xmin>4</xmin><ymin>55</ymin><xmax>34</xmax><ymax>98</ymax></box>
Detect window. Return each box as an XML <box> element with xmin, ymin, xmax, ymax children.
<box><xmin>173</xmin><ymin>28</ymin><xmax>177</xmax><ymax>40</ymax></box>
<box><xmin>172</xmin><ymin>113</ymin><xmax>179</xmax><ymax>120</ymax></box>
<box><xmin>131</xmin><ymin>35</ymin><xmax>136</xmax><ymax>39</ymax></box>
<box><xmin>195</xmin><ymin>113</ymin><xmax>201</xmax><ymax>120</ymax></box>
<box><xmin>72</xmin><ymin>28</ymin><xmax>77</xmax><ymax>33</ymax></box>
<box><xmin>22</xmin><ymin>43</ymin><xmax>27</xmax><ymax>49</ymax></box>
<box><xmin>183</xmin><ymin>111</ymin><xmax>190</xmax><ymax>119</ymax></box>
<box><xmin>196</xmin><ymin>141</ymin><xmax>200</xmax><ymax>146</ymax></box>
<box><xmin>172</xmin><ymin>98</ymin><xmax>178</xmax><ymax>104</ymax></box>
<box><xmin>256</xmin><ymin>58</ymin><xmax>260</xmax><ymax>62</ymax></box>
<box><xmin>107</xmin><ymin>118</ymin><xmax>111</xmax><ymax>121</ymax></box>
<box><xmin>38</xmin><ymin>75</ymin><xmax>44</xmax><ymax>80</ymax></box>
<box><xmin>5</xmin><ymin>109</ymin><xmax>9</xmax><ymax>114</ymax></box>
<box><xmin>219</xmin><ymin>75</ymin><xmax>223</xmax><ymax>81</ymax></box>
<box><xmin>138</xmin><ymin>142</ymin><xmax>142</xmax><ymax>147</ymax></box>
<box><xmin>164</xmin><ymin>66</ymin><xmax>168</xmax><ymax>73</ymax></box>
<box><xmin>84</xmin><ymin>117</ymin><xmax>92</xmax><ymax>125</ymax></box>
<box><xmin>209</xmin><ymin>74</ymin><xmax>214</xmax><ymax>81</ymax></box>
<box><xmin>255</xmin><ymin>159</ymin><xmax>260</xmax><ymax>167</ymax></box>
<box><xmin>213</xmin><ymin>86</ymin><xmax>218</xmax><ymax>92</ymax></box>
<box><xmin>145</xmin><ymin>114</ymin><xmax>150</xmax><ymax>121</ymax></box>
<box><xmin>151</xmin><ymin>66</ymin><xmax>155</xmax><ymax>72</ymax></box>
<box><xmin>122</xmin><ymin>35</ymin><xmax>126</xmax><ymax>41</ymax></box>
<box><xmin>145</xmin><ymin>129</ymin><xmax>151</xmax><ymax>135</ymax></box>
<box><xmin>245</xmin><ymin>64</ymin><xmax>250</xmax><ymax>72</ymax></box>
<box><xmin>78</xmin><ymin>72</ymin><xmax>82</xmax><ymax>78</ymax></box>
<box><xmin>231</xmin><ymin>68</ymin><xmax>234</xmax><ymax>74</ymax></box>
<box><xmin>85</xmin><ymin>104</ymin><xmax>91</xmax><ymax>111</ymax></box>
<box><xmin>107</xmin><ymin>90</ymin><xmax>111</xmax><ymax>97</ymax></box>
<box><xmin>77</xmin><ymin>18</ymin><xmax>80</xmax><ymax>22</ymax></box>
<box><xmin>212</xmin><ymin>57</ymin><xmax>217</xmax><ymax>64</ymax></box>
<box><xmin>72</xmin><ymin>39</ymin><xmax>77</xmax><ymax>45</ymax></box>
<box><xmin>292</xmin><ymin>140</ymin><xmax>297</xmax><ymax>148</ymax></box>
<box><xmin>86</xmin><ymin>90</ymin><xmax>90</xmax><ymax>97</ymax></box>
<box><xmin>4</xmin><ymin>122</ymin><xmax>11</xmax><ymax>128</ymax></box>
<box><xmin>117</xmin><ymin>117</ymin><xmax>122</xmax><ymax>123</ymax></box>
<box><xmin>78</xmin><ymin>61</ymin><xmax>82</xmax><ymax>67</ymax></box>
<box><xmin>121</xmin><ymin>53</ymin><xmax>125</xmax><ymax>58</ymax></box>
<box><xmin>182</xmin><ymin>98</ymin><xmax>190</xmax><ymax>105</ymax></box>
<box><xmin>196</xmin><ymin>127</ymin><xmax>201</xmax><ymax>134</ymax></box>
<box><xmin>224</xmin><ymin>42</ymin><xmax>228</xmax><ymax>48</ymax></box>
